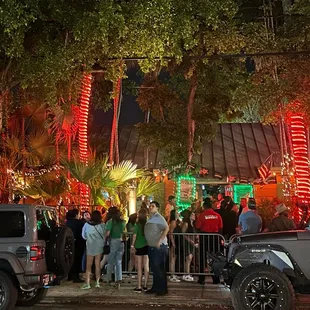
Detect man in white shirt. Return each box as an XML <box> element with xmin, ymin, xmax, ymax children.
<box><xmin>145</xmin><ymin>201</ymin><xmax>169</xmax><ymax>296</ymax></box>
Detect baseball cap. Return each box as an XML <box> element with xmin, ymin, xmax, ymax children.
<box><xmin>248</xmin><ymin>198</ymin><xmax>256</xmax><ymax>210</ymax></box>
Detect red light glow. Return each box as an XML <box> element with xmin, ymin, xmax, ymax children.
<box><xmin>287</xmin><ymin>106</ymin><xmax>310</xmax><ymax>207</ymax></box>
<box><xmin>79</xmin><ymin>73</ymin><xmax>92</xmax><ymax>206</ymax></box>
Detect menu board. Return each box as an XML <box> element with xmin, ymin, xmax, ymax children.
<box><xmin>179</xmin><ymin>179</ymin><xmax>194</xmax><ymax>202</ymax></box>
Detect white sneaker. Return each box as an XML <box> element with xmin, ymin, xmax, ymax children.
<box><xmin>169</xmin><ymin>275</ymin><xmax>181</xmax><ymax>283</ymax></box>
<box><xmin>184</xmin><ymin>275</ymin><xmax>194</xmax><ymax>282</ymax></box>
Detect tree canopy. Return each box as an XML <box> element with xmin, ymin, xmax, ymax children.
<box><xmin>1</xmin><ymin>0</ymin><xmax>310</xmax><ymax>169</ymax></box>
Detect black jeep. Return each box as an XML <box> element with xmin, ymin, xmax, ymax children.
<box><xmin>214</xmin><ymin>230</ymin><xmax>310</xmax><ymax>310</ymax></box>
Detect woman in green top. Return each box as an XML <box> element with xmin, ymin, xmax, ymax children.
<box><xmin>131</xmin><ymin>208</ymin><xmax>149</xmax><ymax>293</ymax></box>
<box><xmin>126</xmin><ymin>213</ymin><xmax>137</xmax><ymax>275</ymax></box>
<box><xmin>105</xmin><ymin>207</ymin><xmax>126</xmax><ymax>289</ymax></box>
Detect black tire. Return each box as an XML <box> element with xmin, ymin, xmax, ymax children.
<box><xmin>231</xmin><ymin>264</ymin><xmax>295</xmax><ymax>310</ymax></box>
<box><xmin>46</xmin><ymin>226</ymin><xmax>75</xmax><ymax>278</ymax></box>
<box><xmin>16</xmin><ymin>288</ymin><xmax>47</xmax><ymax>307</ymax></box>
<box><xmin>0</xmin><ymin>271</ymin><xmax>17</xmax><ymax>310</ymax></box>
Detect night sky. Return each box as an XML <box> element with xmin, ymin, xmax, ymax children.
<box><xmin>93</xmin><ymin>58</ymin><xmax>255</xmax><ymax>127</ymax></box>
<box><xmin>92</xmin><ymin>68</ymin><xmax>144</xmax><ymax>126</ymax></box>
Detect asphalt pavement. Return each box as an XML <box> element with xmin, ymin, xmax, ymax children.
<box><xmin>15</xmin><ymin>305</ymin><xmax>310</xmax><ymax>310</ymax></box>
<box><xmin>17</xmin><ymin>306</ymin><xmax>230</xmax><ymax>310</ymax></box>
<box><xmin>15</xmin><ymin>277</ymin><xmax>310</xmax><ymax>310</ymax></box>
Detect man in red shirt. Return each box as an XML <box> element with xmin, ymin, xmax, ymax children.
<box><xmin>196</xmin><ymin>198</ymin><xmax>223</xmax><ymax>285</ymax></box>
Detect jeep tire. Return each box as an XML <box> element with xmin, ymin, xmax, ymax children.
<box><xmin>0</xmin><ymin>271</ymin><xmax>17</xmax><ymax>310</ymax></box>
<box><xmin>231</xmin><ymin>264</ymin><xmax>295</xmax><ymax>310</ymax></box>
<box><xmin>16</xmin><ymin>288</ymin><xmax>48</xmax><ymax>307</ymax></box>
<box><xmin>46</xmin><ymin>226</ymin><xmax>75</xmax><ymax>278</ymax></box>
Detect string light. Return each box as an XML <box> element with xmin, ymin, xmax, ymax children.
<box><xmin>288</xmin><ymin>112</ymin><xmax>310</xmax><ymax>202</ymax></box>
<box><xmin>79</xmin><ymin>73</ymin><xmax>92</xmax><ymax>206</ymax></box>
<box><xmin>286</xmin><ymin>102</ymin><xmax>310</xmax><ymax>222</ymax></box>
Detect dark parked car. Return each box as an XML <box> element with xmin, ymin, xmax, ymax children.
<box><xmin>0</xmin><ymin>204</ymin><xmax>74</xmax><ymax>310</ymax></box>
<box><xmin>212</xmin><ymin>230</ymin><xmax>310</xmax><ymax>310</ymax></box>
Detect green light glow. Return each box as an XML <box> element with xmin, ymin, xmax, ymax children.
<box><xmin>176</xmin><ymin>175</ymin><xmax>196</xmax><ymax>212</ymax></box>
<box><xmin>233</xmin><ymin>184</ymin><xmax>254</xmax><ymax>203</ymax></box>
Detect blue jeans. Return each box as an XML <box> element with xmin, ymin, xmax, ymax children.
<box><xmin>148</xmin><ymin>245</ymin><xmax>168</xmax><ymax>293</ymax></box>
<box><xmin>107</xmin><ymin>239</ymin><xmax>124</xmax><ymax>282</ymax></box>
<box><xmin>81</xmin><ymin>250</ymin><xmax>86</xmax><ymax>272</ymax></box>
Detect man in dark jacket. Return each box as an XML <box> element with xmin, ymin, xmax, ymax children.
<box><xmin>66</xmin><ymin>209</ymin><xmax>85</xmax><ymax>282</ymax></box>
<box><xmin>266</xmin><ymin>203</ymin><xmax>296</xmax><ymax>232</ymax></box>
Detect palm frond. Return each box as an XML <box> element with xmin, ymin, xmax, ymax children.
<box><xmin>108</xmin><ymin>160</ymin><xmax>144</xmax><ymax>185</ymax></box>
<box><xmin>18</xmin><ymin>176</ymin><xmax>68</xmax><ymax>200</ymax></box>
<box><xmin>27</xmin><ymin>129</ymin><xmax>55</xmax><ymax>164</ymax></box>
<box><xmin>136</xmin><ymin>176</ymin><xmax>162</xmax><ymax>197</ymax></box>
<box><xmin>62</xmin><ymin>160</ymin><xmax>100</xmax><ymax>184</ymax></box>
<box><xmin>5</xmin><ymin>136</ymin><xmax>21</xmax><ymax>154</ymax></box>
<box><xmin>47</xmin><ymin>105</ymin><xmax>79</xmax><ymax>143</ymax></box>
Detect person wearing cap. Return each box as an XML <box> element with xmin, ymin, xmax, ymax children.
<box><xmin>165</xmin><ymin>195</ymin><xmax>176</xmax><ymax>221</ymax></box>
<box><xmin>266</xmin><ymin>203</ymin><xmax>296</xmax><ymax>232</ymax></box>
<box><xmin>237</xmin><ymin>198</ymin><xmax>262</xmax><ymax>235</ymax></box>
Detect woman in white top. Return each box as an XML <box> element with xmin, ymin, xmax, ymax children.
<box><xmin>81</xmin><ymin>210</ymin><xmax>105</xmax><ymax>289</ymax></box>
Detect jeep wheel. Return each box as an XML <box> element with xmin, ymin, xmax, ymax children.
<box><xmin>16</xmin><ymin>288</ymin><xmax>47</xmax><ymax>307</ymax></box>
<box><xmin>231</xmin><ymin>264</ymin><xmax>295</xmax><ymax>310</ymax></box>
<box><xmin>46</xmin><ymin>226</ymin><xmax>75</xmax><ymax>278</ymax></box>
<box><xmin>0</xmin><ymin>271</ymin><xmax>17</xmax><ymax>310</ymax></box>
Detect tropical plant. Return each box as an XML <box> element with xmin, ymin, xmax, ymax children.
<box><xmin>17</xmin><ymin>175</ymin><xmax>68</xmax><ymax>205</ymax></box>
<box><xmin>136</xmin><ymin>176</ymin><xmax>162</xmax><ymax>198</ymax></box>
<box><xmin>4</xmin><ymin>129</ymin><xmax>55</xmax><ymax>169</ymax></box>
<box><xmin>63</xmin><ymin>156</ymin><xmax>145</xmax><ymax>206</ymax></box>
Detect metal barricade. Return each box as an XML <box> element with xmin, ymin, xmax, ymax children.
<box><xmin>120</xmin><ymin>232</ymin><xmax>226</xmax><ymax>277</ymax></box>
<box><xmin>228</xmin><ymin>233</ymin><xmax>241</xmax><ymax>243</ymax></box>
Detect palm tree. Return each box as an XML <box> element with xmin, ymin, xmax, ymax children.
<box><xmin>136</xmin><ymin>176</ymin><xmax>162</xmax><ymax>198</ymax></box>
<box><xmin>17</xmin><ymin>175</ymin><xmax>68</xmax><ymax>205</ymax></box>
<box><xmin>47</xmin><ymin>104</ymin><xmax>79</xmax><ymax>166</ymax></box>
<box><xmin>0</xmin><ymin>128</ymin><xmax>57</xmax><ymax>202</ymax></box>
<box><xmin>63</xmin><ymin>156</ymin><xmax>144</xmax><ymax>208</ymax></box>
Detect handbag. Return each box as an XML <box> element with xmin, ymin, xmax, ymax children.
<box><xmin>103</xmin><ymin>240</ymin><xmax>111</xmax><ymax>255</ymax></box>
<box><xmin>94</xmin><ymin>224</ymin><xmax>110</xmax><ymax>255</ymax></box>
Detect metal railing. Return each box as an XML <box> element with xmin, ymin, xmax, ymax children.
<box><xmin>119</xmin><ymin>232</ymin><xmax>226</xmax><ymax>276</ymax></box>
<box><xmin>228</xmin><ymin>233</ymin><xmax>241</xmax><ymax>243</ymax></box>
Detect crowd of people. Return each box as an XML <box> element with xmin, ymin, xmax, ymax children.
<box><xmin>64</xmin><ymin>193</ymin><xmax>297</xmax><ymax>295</ymax></box>
<box><xmin>64</xmin><ymin>202</ymin><xmax>169</xmax><ymax>295</ymax></box>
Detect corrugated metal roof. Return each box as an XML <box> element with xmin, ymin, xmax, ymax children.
<box><xmin>93</xmin><ymin>123</ymin><xmax>284</xmax><ymax>179</ymax></box>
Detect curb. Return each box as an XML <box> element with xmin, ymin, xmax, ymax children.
<box><xmin>41</xmin><ymin>296</ymin><xmax>233</xmax><ymax>308</ymax></box>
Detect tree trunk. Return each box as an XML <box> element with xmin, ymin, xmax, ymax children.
<box><xmin>144</xmin><ymin>110</ymin><xmax>151</xmax><ymax>168</ymax></box>
<box><xmin>0</xmin><ymin>92</ymin><xmax>3</xmax><ymax>134</ymax></box>
<box><xmin>187</xmin><ymin>69</ymin><xmax>198</xmax><ymax>163</ymax></box>
<box><xmin>78</xmin><ymin>73</ymin><xmax>92</xmax><ymax>207</ymax></box>
<box><xmin>21</xmin><ymin>116</ymin><xmax>26</xmax><ymax>203</ymax></box>
<box><xmin>109</xmin><ymin>78</ymin><xmax>122</xmax><ymax>165</ymax></box>
<box><xmin>55</xmin><ymin>129</ymin><xmax>60</xmax><ymax>177</ymax></box>
<box><xmin>67</xmin><ymin>131</ymin><xmax>71</xmax><ymax>179</ymax></box>
<box><xmin>115</xmin><ymin>79</ymin><xmax>122</xmax><ymax>164</ymax></box>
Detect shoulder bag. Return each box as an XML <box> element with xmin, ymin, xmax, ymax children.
<box><xmin>94</xmin><ymin>224</ymin><xmax>111</xmax><ymax>255</ymax></box>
